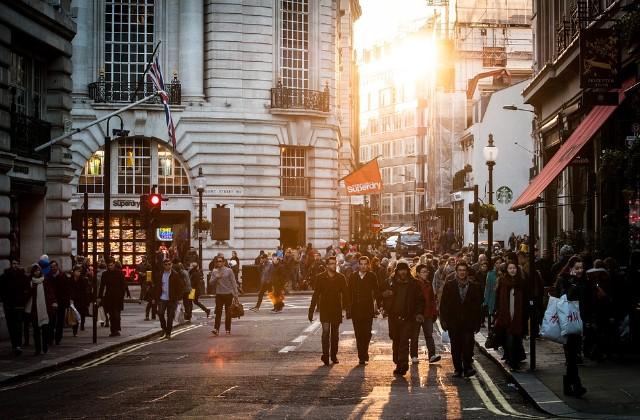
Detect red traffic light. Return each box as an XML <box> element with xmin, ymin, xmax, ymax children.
<box><xmin>149</xmin><ymin>194</ymin><xmax>161</xmax><ymax>206</ymax></box>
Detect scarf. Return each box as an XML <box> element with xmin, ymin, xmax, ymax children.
<box><xmin>25</xmin><ymin>276</ymin><xmax>49</xmax><ymax>327</ymax></box>
<box><xmin>495</xmin><ymin>276</ymin><xmax>524</xmax><ymax>336</ymax></box>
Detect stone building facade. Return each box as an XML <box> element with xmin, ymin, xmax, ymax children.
<box><xmin>0</xmin><ymin>0</ymin><xmax>76</xmax><ymax>271</ymax></box>
<box><xmin>69</xmin><ymin>0</ymin><xmax>360</xmax><ymax>274</ymax></box>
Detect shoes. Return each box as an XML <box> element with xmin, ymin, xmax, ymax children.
<box><xmin>411</xmin><ymin>357</ymin><xmax>419</xmax><ymax>364</ymax></box>
<box><xmin>185</xmin><ymin>320</ymin><xmax>191</xmax><ymax>324</ymax></box>
<box><xmin>80</xmin><ymin>326</ymin><xmax>85</xmax><ymax>331</ymax></box>
<box><xmin>464</xmin><ymin>368</ymin><xmax>476</xmax><ymax>378</ymax></box>
<box><xmin>206</xmin><ymin>309</ymin><xmax>211</xmax><ymax>318</ymax></box>
<box><xmin>321</xmin><ymin>355</ymin><xmax>330</xmax><ymax>366</ymax></box>
<box><xmin>359</xmin><ymin>360</ymin><xmax>366</xmax><ymax>365</ymax></box>
<box><xmin>250</xmin><ymin>307</ymin><xmax>259</xmax><ymax>312</ymax></box>
<box><xmin>226</xmin><ymin>331</ymin><xmax>231</xmax><ymax>335</ymax></box>
<box><xmin>165</xmin><ymin>333</ymin><xmax>172</xmax><ymax>340</ymax></box>
<box><xmin>429</xmin><ymin>355</ymin><xmax>442</xmax><ymax>363</ymax></box>
<box><xmin>108</xmin><ymin>332</ymin><xmax>121</xmax><ymax>337</ymax></box>
<box><xmin>331</xmin><ymin>358</ymin><xmax>339</xmax><ymax>364</ymax></box>
<box><xmin>453</xmin><ymin>371</ymin><xmax>463</xmax><ymax>378</ymax></box>
<box><xmin>563</xmin><ymin>375</ymin><xmax>587</xmax><ymax>397</ymax></box>
<box><xmin>211</xmin><ymin>329</ymin><xmax>219</xmax><ymax>336</ymax></box>
<box><xmin>393</xmin><ymin>366</ymin><xmax>407</xmax><ymax>376</ymax></box>
<box><xmin>144</xmin><ymin>317</ymin><xmax>150</xmax><ymax>321</ymax></box>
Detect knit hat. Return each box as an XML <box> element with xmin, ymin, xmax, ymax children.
<box><xmin>559</xmin><ymin>245</ymin><xmax>574</xmax><ymax>257</ymax></box>
<box><xmin>395</xmin><ymin>261</ymin><xmax>410</xmax><ymax>272</ymax></box>
<box><xmin>380</xmin><ymin>257</ymin><xmax>389</xmax><ymax>267</ymax></box>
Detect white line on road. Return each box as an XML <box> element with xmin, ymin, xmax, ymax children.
<box><xmin>215</xmin><ymin>385</ymin><xmax>238</xmax><ymax>398</ymax></box>
<box><xmin>291</xmin><ymin>335</ymin><xmax>308</xmax><ymax>343</ymax></box>
<box><xmin>304</xmin><ymin>321</ymin><xmax>321</xmax><ymax>333</ymax></box>
<box><xmin>279</xmin><ymin>346</ymin><xmax>297</xmax><ymax>353</ymax></box>
<box><xmin>146</xmin><ymin>389</ymin><xmax>181</xmax><ymax>403</ymax></box>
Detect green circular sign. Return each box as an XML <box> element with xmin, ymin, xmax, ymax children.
<box><xmin>496</xmin><ymin>186</ymin><xmax>513</xmax><ymax>204</ymax></box>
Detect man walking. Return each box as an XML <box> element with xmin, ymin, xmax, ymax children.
<box><xmin>209</xmin><ymin>256</ymin><xmax>239</xmax><ymax>335</ymax></box>
<box><xmin>440</xmin><ymin>261</ymin><xmax>482</xmax><ymax>378</ymax></box>
<box><xmin>98</xmin><ymin>259</ymin><xmax>127</xmax><ymax>337</ymax></box>
<box><xmin>346</xmin><ymin>256</ymin><xmax>381</xmax><ymax>365</ymax></box>
<box><xmin>412</xmin><ymin>264</ymin><xmax>442</xmax><ymax>364</ymax></box>
<box><xmin>0</xmin><ymin>260</ymin><xmax>30</xmax><ymax>355</ymax></box>
<box><xmin>382</xmin><ymin>261</ymin><xmax>425</xmax><ymax>376</ymax></box>
<box><xmin>153</xmin><ymin>259</ymin><xmax>182</xmax><ymax>339</ymax></box>
<box><xmin>308</xmin><ymin>256</ymin><xmax>348</xmax><ymax>365</ymax></box>
<box><xmin>251</xmin><ymin>254</ymin><xmax>273</xmax><ymax>311</ymax></box>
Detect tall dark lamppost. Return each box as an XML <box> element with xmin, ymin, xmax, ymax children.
<box><xmin>483</xmin><ymin>134</ymin><xmax>498</xmax><ymax>262</ymax></box>
<box><xmin>195</xmin><ymin>168</ymin><xmax>206</xmax><ymax>270</ymax></box>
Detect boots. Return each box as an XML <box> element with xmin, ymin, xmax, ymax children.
<box><xmin>563</xmin><ymin>375</ymin><xmax>587</xmax><ymax>397</ymax></box>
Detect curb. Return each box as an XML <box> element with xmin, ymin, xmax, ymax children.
<box><xmin>0</xmin><ymin>322</ymin><xmax>185</xmax><ymax>387</ymax></box>
<box><xmin>474</xmin><ymin>331</ymin><xmax>640</xmax><ymax>420</ymax></box>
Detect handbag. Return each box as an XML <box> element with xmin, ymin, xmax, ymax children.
<box><xmin>65</xmin><ymin>307</ymin><xmax>78</xmax><ymax>327</ymax></box>
<box><xmin>175</xmin><ymin>303</ymin><xmax>185</xmax><ymax>324</ymax></box>
<box><xmin>230</xmin><ymin>297</ymin><xmax>244</xmax><ymax>319</ymax></box>
<box><xmin>97</xmin><ymin>306</ymin><xmax>106</xmax><ymax>325</ymax></box>
<box><xmin>484</xmin><ymin>327</ymin><xmax>505</xmax><ymax>350</ymax></box>
<box><xmin>540</xmin><ymin>295</ymin><xmax>567</xmax><ymax>344</ymax></box>
<box><xmin>557</xmin><ymin>294</ymin><xmax>583</xmax><ymax>336</ymax></box>
<box><xmin>188</xmin><ymin>288</ymin><xmax>196</xmax><ymax>300</ymax></box>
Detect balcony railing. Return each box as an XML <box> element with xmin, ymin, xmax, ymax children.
<box><xmin>271</xmin><ymin>81</ymin><xmax>329</xmax><ymax>112</ymax></box>
<box><xmin>88</xmin><ymin>78</ymin><xmax>181</xmax><ymax>105</ymax></box>
<box><xmin>281</xmin><ymin>176</ymin><xmax>311</xmax><ymax>197</ymax></box>
<box><xmin>555</xmin><ymin>0</ymin><xmax>613</xmax><ymax>58</ymax></box>
<box><xmin>10</xmin><ymin>111</ymin><xmax>51</xmax><ymax>160</ymax></box>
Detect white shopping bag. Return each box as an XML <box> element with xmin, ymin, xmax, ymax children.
<box><xmin>441</xmin><ymin>330</ymin><xmax>450</xmax><ymax>344</ymax></box>
<box><xmin>70</xmin><ymin>304</ymin><xmax>81</xmax><ymax>323</ymax></box>
<box><xmin>174</xmin><ymin>303</ymin><xmax>185</xmax><ymax>324</ymax></box>
<box><xmin>97</xmin><ymin>306</ymin><xmax>107</xmax><ymax>325</ymax></box>
<box><xmin>540</xmin><ymin>295</ymin><xmax>566</xmax><ymax>344</ymax></box>
<box><xmin>557</xmin><ymin>294</ymin><xmax>583</xmax><ymax>336</ymax></box>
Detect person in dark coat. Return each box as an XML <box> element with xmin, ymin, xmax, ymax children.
<box><xmin>440</xmin><ymin>261</ymin><xmax>483</xmax><ymax>378</ymax></box>
<box><xmin>0</xmin><ymin>260</ymin><xmax>30</xmax><ymax>355</ymax></box>
<box><xmin>189</xmin><ymin>263</ymin><xmax>210</xmax><ymax>317</ymax></box>
<box><xmin>412</xmin><ymin>264</ymin><xmax>442</xmax><ymax>364</ymax></box>
<box><xmin>152</xmin><ymin>259</ymin><xmax>184</xmax><ymax>339</ymax></box>
<box><xmin>308</xmin><ymin>256</ymin><xmax>348</xmax><ymax>365</ymax></box>
<box><xmin>69</xmin><ymin>265</ymin><xmax>90</xmax><ymax>336</ymax></box>
<box><xmin>26</xmin><ymin>264</ymin><xmax>56</xmax><ymax>355</ymax></box>
<box><xmin>346</xmin><ymin>256</ymin><xmax>381</xmax><ymax>365</ymax></box>
<box><xmin>47</xmin><ymin>260</ymin><xmax>70</xmax><ymax>345</ymax></box>
<box><xmin>494</xmin><ymin>262</ymin><xmax>527</xmax><ymax>370</ymax></box>
<box><xmin>382</xmin><ymin>261</ymin><xmax>425</xmax><ymax>376</ymax></box>
<box><xmin>98</xmin><ymin>259</ymin><xmax>127</xmax><ymax>337</ymax></box>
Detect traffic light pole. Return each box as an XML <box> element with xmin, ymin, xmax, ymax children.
<box><xmin>473</xmin><ymin>184</ymin><xmax>479</xmax><ymax>262</ymax></box>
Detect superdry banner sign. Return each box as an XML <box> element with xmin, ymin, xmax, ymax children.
<box><xmin>343</xmin><ymin>159</ymin><xmax>383</xmax><ymax>196</ymax></box>
<box><xmin>580</xmin><ymin>28</ymin><xmax>620</xmax><ymax>89</ymax></box>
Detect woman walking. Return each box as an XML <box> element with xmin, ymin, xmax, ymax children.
<box><xmin>555</xmin><ymin>256</ymin><xmax>589</xmax><ymax>397</ymax></box>
<box><xmin>25</xmin><ymin>264</ymin><xmax>56</xmax><ymax>355</ymax></box>
<box><xmin>494</xmin><ymin>262</ymin><xmax>527</xmax><ymax>370</ymax></box>
<box><xmin>210</xmin><ymin>256</ymin><xmax>239</xmax><ymax>335</ymax></box>
<box><xmin>484</xmin><ymin>256</ymin><xmax>502</xmax><ymax>329</ymax></box>
<box><xmin>69</xmin><ymin>265</ymin><xmax>90</xmax><ymax>336</ymax></box>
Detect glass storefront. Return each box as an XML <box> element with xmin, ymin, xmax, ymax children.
<box><xmin>85</xmin><ymin>214</ymin><xmax>147</xmax><ymax>267</ymax></box>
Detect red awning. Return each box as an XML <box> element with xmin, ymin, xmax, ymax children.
<box><xmin>510</xmin><ymin>104</ymin><xmax>618</xmax><ymax>211</ymax></box>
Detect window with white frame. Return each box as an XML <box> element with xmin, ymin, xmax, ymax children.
<box><xmin>359</xmin><ymin>145</ymin><xmax>369</xmax><ymax>163</ymax></box>
<box><xmin>405</xmin><ymin>163</ymin><xmax>416</xmax><ymax>181</ymax></box>
<box><xmin>105</xmin><ymin>0</ymin><xmax>155</xmax><ymax>101</ymax></box>
<box><xmin>392</xmin><ymin>140</ymin><xmax>403</xmax><ymax>157</ymax></box>
<box><xmin>391</xmin><ymin>166</ymin><xmax>403</xmax><ymax>184</ymax></box>
<box><xmin>381</xmin><ymin>194</ymin><xmax>391</xmax><ymax>214</ymax></box>
<box><xmin>404</xmin><ymin>193</ymin><xmax>414</xmax><ymax>214</ymax></box>
<box><xmin>381</xmin><ymin>167</ymin><xmax>391</xmax><ymax>185</ymax></box>
<box><xmin>79</xmin><ymin>151</ymin><xmax>105</xmax><ymax>194</ymax></box>
<box><xmin>391</xmin><ymin>193</ymin><xmax>402</xmax><ymax>214</ymax></box>
<box><xmin>383</xmin><ymin>142</ymin><xmax>391</xmax><ymax>158</ymax></box>
<box><xmin>117</xmin><ymin>137</ymin><xmax>151</xmax><ymax>194</ymax></box>
<box><xmin>280</xmin><ymin>0</ymin><xmax>309</xmax><ymax>90</ymax></box>
<box><xmin>405</xmin><ymin>137</ymin><xmax>416</xmax><ymax>155</ymax></box>
<box><xmin>157</xmin><ymin>145</ymin><xmax>189</xmax><ymax>195</ymax></box>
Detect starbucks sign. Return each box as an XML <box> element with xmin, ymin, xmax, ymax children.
<box><xmin>496</xmin><ymin>186</ymin><xmax>513</xmax><ymax>204</ymax></box>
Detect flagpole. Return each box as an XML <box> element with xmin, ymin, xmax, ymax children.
<box><xmin>131</xmin><ymin>40</ymin><xmax>162</xmax><ymax>101</ymax></box>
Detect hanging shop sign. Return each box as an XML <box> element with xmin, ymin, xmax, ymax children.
<box><xmin>580</xmin><ymin>28</ymin><xmax>620</xmax><ymax>89</ymax></box>
<box><xmin>496</xmin><ymin>186</ymin><xmax>513</xmax><ymax>205</ymax></box>
<box><xmin>156</xmin><ymin>226</ymin><xmax>174</xmax><ymax>241</ymax></box>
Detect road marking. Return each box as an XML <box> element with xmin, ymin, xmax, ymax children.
<box><xmin>474</xmin><ymin>360</ymin><xmax>545</xmax><ymax>419</ymax></box>
<box><xmin>215</xmin><ymin>385</ymin><xmax>238</xmax><ymax>398</ymax></box>
<box><xmin>291</xmin><ymin>335</ymin><xmax>307</xmax><ymax>343</ymax></box>
<box><xmin>279</xmin><ymin>346</ymin><xmax>297</xmax><ymax>353</ymax></box>
<box><xmin>469</xmin><ymin>376</ymin><xmax>511</xmax><ymax>417</ymax></box>
<box><xmin>146</xmin><ymin>389</ymin><xmax>180</xmax><ymax>403</ymax></box>
<box><xmin>98</xmin><ymin>389</ymin><xmax>127</xmax><ymax>400</ymax></box>
<box><xmin>304</xmin><ymin>321</ymin><xmax>321</xmax><ymax>333</ymax></box>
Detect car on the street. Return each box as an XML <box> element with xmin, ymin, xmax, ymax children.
<box><xmin>386</xmin><ymin>235</ymin><xmax>398</xmax><ymax>250</ymax></box>
<box><xmin>395</xmin><ymin>231</ymin><xmax>424</xmax><ymax>258</ymax></box>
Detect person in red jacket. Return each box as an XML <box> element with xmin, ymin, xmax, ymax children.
<box><xmin>411</xmin><ymin>264</ymin><xmax>442</xmax><ymax>364</ymax></box>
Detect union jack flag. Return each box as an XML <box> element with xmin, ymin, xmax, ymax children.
<box><xmin>148</xmin><ymin>55</ymin><xmax>177</xmax><ymax>148</ymax></box>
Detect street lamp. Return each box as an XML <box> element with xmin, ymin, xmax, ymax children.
<box><xmin>483</xmin><ymin>134</ymin><xmax>498</xmax><ymax>262</ymax></box>
<box><xmin>195</xmin><ymin>167</ymin><xmax>206</xmax><ymax>271</ymax></box>
<box><xmin>502</xmin><ymin>104</ymin><xmax>535</xmax><ymax>113</ymax></box>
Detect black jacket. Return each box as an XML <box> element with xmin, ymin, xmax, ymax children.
<box><xmin>440</xmin><ymin>278</ymin><xmax>483</xmax><ymax>333</ymax></box>
<box><xmin>383</xmin><ymin>274</ymin><xmax>425</xmax><ymax>322</ymax></box>
<box><xmin>346</xmin><ymin>271</ymin><xmax>381</xmax><ymax>320</ymax></box>
<box><xmin>309</xmin><ymin>271</ymin><xmax>348</xmax><ymax>324</ymax></box>
<box><xmin>0</xmin><ymin>268</ymin><xmax>30</xmax><ymax>308</ymax></box>
<box><xmin>99</xmin><ymin>269</ymin><xmax>127</xmax><ymax>312</ymax></box>
<box><xmin>152</xmin><ymin>270</ymin><xmax>184</xmax><ymax>303</ymax></box>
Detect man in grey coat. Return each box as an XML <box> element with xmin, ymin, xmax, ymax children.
<box><xmin>209</xmin><ymin>256</ymin><xmax>239</xmax><ymax>335</ymax></box>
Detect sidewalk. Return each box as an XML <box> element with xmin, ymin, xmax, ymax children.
<box><xmin>0</xmin><ymin>300</ymin><xmax>185</xmax><ymax>386</ymax></box>
<box><xmin>476</xmin><ymin>328</ymin><xmax>640</xmax><ymax>419</ymax></box>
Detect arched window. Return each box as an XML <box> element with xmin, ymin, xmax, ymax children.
<box><xmin>78</xmin><ymin>139</ymin><xmax>190</xmax><ymax>195</ymax></box>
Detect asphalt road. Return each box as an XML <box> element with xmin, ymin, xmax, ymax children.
<box><xmin>0</xmin><ymin>296</ymin><xmax>547</xmax><ymax>419</ymax></box>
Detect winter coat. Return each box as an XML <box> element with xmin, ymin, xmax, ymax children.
<box><xmin>99</xmin><ymin>269</ymin><xmax>127</xmax><ymax>312</ymax></box>
<box><xmin>309</xmin><ymin>271</ymin><xmax>348</xmax><ymax>324</ymax></box>
<box><xmin>484</xmin><ymin>269</ymin><xmax>498</xmax><ymax>313</ymax></box>
<box><xmin>346</xmin><ymin>271</ymin><xmax>381</xmax><ymax>320</ymax></box>
<box><xmin>47</xmin><ymin>270</ymin><xmax>71</xmax><ymax>308</ymax></box>
<box><xmin>494</xmin><ymin>275</ymin><xmax>527</xmax><ymax>336</ymax></box>
<box><xmin>383</xmin><ymin>274</ymin><xmax>425</xmax><ymax>322</ymax></box>
<box><xmin>554</xmin><ymin>273</ymin><xmax>593</xmax><ymax>323</ymax></box>
<box><xmin>0</xmin><ymin>267</ymin><xmax>30</xmax><ymax>308</ymax></box>
<box><xmin>416</xmin><ymin>277</ymin><xmax>438</xmax><ymax>320</ymax></box>
<box><xmin>28</xmin><ymin>277</ymin><xmax>57</xmax><ymax>321</ymax></box>
<box><xmin>152</xmin><ymin>270</ymin><xmax>185</xmax><ymax>303</ymax></box>
<box><xmin>440</xmin><ymin>278</ymin><xmax>483</xmax><ymax>333</ymax></box>
<box><xmin>69</xmin><ymin>275</ymin><xmax>91</xmax><ymax>316</ymax></box>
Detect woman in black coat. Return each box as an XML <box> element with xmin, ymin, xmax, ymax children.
<box><xmin>98</xmin><ymin>260</ymin><xmax>126</xmax><ymax>337</ymax></box>
<box><xmin>69</xmin><ymin>265</ymin><xmax>90</xmax><ymax>335</ymax></box>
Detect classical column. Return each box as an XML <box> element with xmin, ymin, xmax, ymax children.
<box><xmin>71</xmin><ymin>1</ymin><xmax>94</xmax><ymax>97</ymax></box>
<box><xmin>179</xmin><ymin>0</ymin><xmax>204</xmax><ymax>101</ymax></box>
<box><xmin>0</xmin><ymin>23</ymin><xmax>13</xmax><ymax>272</ymax></box>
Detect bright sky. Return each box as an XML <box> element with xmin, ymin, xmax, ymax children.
<box><xmin>354</xmin><ymin>0</ymin><xmax>431</xmax><ymax>51</ymax></box>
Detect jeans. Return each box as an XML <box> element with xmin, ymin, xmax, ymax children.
<box><xmin>390</xmin><ymin>319</ymin><xmax>413</xmax><ymax>370</ymax></box>
<box><xmin>193</xmin><ymin>298</ymin><xmax>208</xmax><ymax>313</ymax></box>
<box><xmin>52</xmin><ymin>305</ymin><xmax>66</xmax><ymax>344</ymax></box>
<box><xmin>214</xmin><ymin>294</ymin><xmax>233</xmax><ymax>332</ymax></box>
<box><xmin>322</xmin><ymin>322</ymin><xmax>340</xmax><ymax>359</ymax></box>
<box><xmin>145</xmin><ymin>300</ymin><xmax>157</xmax><ymax>319</ymax></box>
<box><xmin>107</xmin><ymin>308</ymin><xmax>121</xmax><ymax>335</ymax></box>
<box><xmin>158</xmin><ymin>300</ymin><xmax>177</xmax><ymax>335</ymax></box>
<box><xmin>352</xmin><ymin>318</ymin><xmax>373</xmax><ymax>362</ymax></box>
<box><xmin>254</xmin><ymin>283</ymin><xmax>271</xmax><ymax>309</ymax></box>
<box><xmin>5</xmin><ymin>306</ymin><xmax>24</xmax><ymax>349</ymax></box>
<box><xmin>450</xmin><ymin>329</ymin><xmax>475</xmax><ymax>373</ymax></box>
<box><xmin>183</xmin><ymin>294</ymin><xmax>193</xmax><ymax>321</ymax></box>
<box><xmin>411</xmin><ymin>318</ymin><xmax>436</xmax><ymax>358</ymax></box>
<box><xmin>565</xmin><ymin>334</ymin><xmax>582</xmax><ymax>382</ymax></box>
<box><xmin>32</xmin><ymin>320</ymin><xmax>49</xmax><ymax>354</ymax></box>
